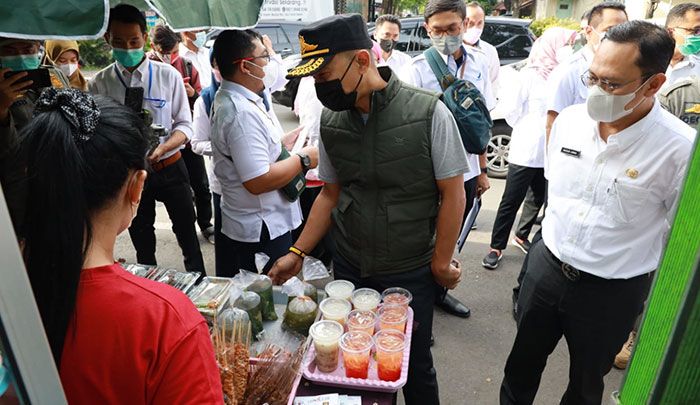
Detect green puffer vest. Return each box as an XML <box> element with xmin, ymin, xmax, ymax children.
<box><xmin>321</xmin><ymin>67</ymin><xmax>441</xmax><ymax>277</ymax></box>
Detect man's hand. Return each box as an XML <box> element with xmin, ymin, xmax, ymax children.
<box><xmin>148</xmin><ymin>145</ymin><xmax>165</xmax><ymax>164</ymax></box>
<box><xmin>431</xmin><ymin>259</ymin><xmax>462</xmax><ymax>290</ymax></box>
<box><xmin>269</xmin><ymin>252</ymin><xmax>303</xmax><ymax>285</ymax></box>
<box><xmin>476</xmin><ymin>172</ymin><xmax>490</xmax><ymax>196</ymax></box>
<box><xmin>261</xmin><ymin>35</ymin><xmax>276</xmax><ymax>56</ymax></box>
<box><xmin>184</xmin><ymin>81</ymin><xmax>196</xmax><ymax>98</ymax></box>
<box><xmin>0</xmin><ymin>69</ymin><xmax>32</xmax><ymax>122</ymax></box>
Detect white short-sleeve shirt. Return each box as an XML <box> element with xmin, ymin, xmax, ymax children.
<box><xmin>502</xmin><ymin>68</ymin><xmax>547</xmax><ymax>168</ymax></box>
<box><xmin>191</xmin><ymin>96</ymin><xmax>222</xmax><ymax>195</ymax></box>
<box><xmin>546</xmin><ymin>47</ymin><xmax>593</xmax><ymax>114</ymax></box>
<box><xmin>381</xmin><ymin>49</ymin><xmax>413</xmax><ymax>77</ymax></box>
<box><xmin>543</xmin><ymin>101</ymin><xmax>694</xmax><ymax>279</ymax></box>
<box><xmin>210</xmin><ymin>80</ymin><xmax>302</xmax><ymax>242</ymax></box>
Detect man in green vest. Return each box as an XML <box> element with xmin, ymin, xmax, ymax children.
<box><xmin>269</xmin><ymin>14</ymin><xmax>468</xmax><ymax>404</ymax></box>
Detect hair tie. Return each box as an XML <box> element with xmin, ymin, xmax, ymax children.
<box><xmin>34</xmin><ymin>88</ymin><xmax>100</xmax><ymax>144</ymax></box>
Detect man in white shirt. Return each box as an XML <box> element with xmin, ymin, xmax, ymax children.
<box><xmin>662</xmin><ymin>3</ymin><xmax>700</xmax><ymax>92</ymax></box>
<box><xmin>210</xmin><ymin>29</ymin><xmax>318</xmax><ymax>276</ymax></box>
<box><xmin>501</xmin><ymin>21</ymin><xmax>694</xmax><ymax>405</ymax></box>
<box><xmin>89</xmin><ymin>5</ymin><xmax>205</xmax><ymax>273</ymax></box>
<box><xmin>373</xmin><ymin>14</ymin><xmax>413</xmax><ymax>75</ymax></box>
<box><xmin>179</xmin><ymin>30</ymin><xmax>212</xmax><ymax>88</ymax></box>
<box><xmin>463</xmin><ymin>1</ymin><xmax>499</xmax><ymax>88</ymax></box>
<box><xmin>402</xmin><ymin>0</ymin><xmax>495</xmax><ymax>319</ymax></box>
<box><xmin>545</xmin><ymin>1</ymin><xmax>628</xmax><ymax>140</ymax></box>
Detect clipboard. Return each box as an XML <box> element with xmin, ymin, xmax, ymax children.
<box><xmin>457</xmin><ymin>197</ymin><xmax>481</xmax><ymax>253</ymax></box>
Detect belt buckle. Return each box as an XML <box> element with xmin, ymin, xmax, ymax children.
<box><xmin>561</xmin><ymin>263</ymin><xmax>580</xmax><ymax>282</ymax></box>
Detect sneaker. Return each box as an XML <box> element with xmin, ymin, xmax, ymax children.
<box><xmin>511</xmin><ymin>238</ymin><xmax>531</xmax><ymax>254</ymax></box>
<box><xmin>482</xmin><ymin>250</ymin><xmax>502</xmax><ymax>270</ymax></box>
<box><xmin>613</xmin><ymin>331</ymin><xmax>637</xmax><ymax>370</ymax></box>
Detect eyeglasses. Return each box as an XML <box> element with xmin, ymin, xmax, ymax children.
<box><xmin>580</xmin><ymin>70</ymin><xmax>647</xmax><ymax>93</ymax></box>
<box><xmin>673</xmin><ymin>26</ymin><xmax>700</xmax><ymax>36</ymax></box>
<box><xmin>427</xmin><ymin>23</ymin><xmax>463</xmax><ymax>38</ymax></box>
<box><xmin>234</xmin><ymin>53</ymin><xmax>271</xmax><ymax>64</ymax></box>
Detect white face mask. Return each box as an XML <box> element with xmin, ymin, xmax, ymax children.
<box><xmin>586</xmin><ymin>77</ymin><xmax>651</xmax><ymax>123</ymax></box>
<box><xmin>245</xmin><ymin>60</ymin><xmax>278</xmax><ymax>90</ymax></box>
<box><xmin>463</xmin><ymin>27</ymin><xmax>483</xmax><ymax>45</ymax></box>
<box><xmin>58</xmin><ymin>62</ymin><xmax>79</xmax><ymax>78</ymax></box>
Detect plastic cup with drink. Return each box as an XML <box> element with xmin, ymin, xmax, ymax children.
<box><xmin>338</xmin><ymin>331</ymin><xmax>374</xmax><ymax>379</ymax></box>
<box><xmin>374</xmin><ymin>329</ymin><xmax>406</xmax><ymax>382</ymax></box>
<box><xmin>309</xmin><ymin>320</ymin><xmax>344</xmax><ymax>373</ymax></box>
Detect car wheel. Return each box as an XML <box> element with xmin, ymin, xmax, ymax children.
<box><xmin>487</xmin><ymin>122</ymin><xmax>511</xmax><ymax>179</ymax></box>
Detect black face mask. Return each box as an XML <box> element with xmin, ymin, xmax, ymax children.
<box><xmin>379</xmin><ymin>39</ymin><xmax>396</xmax><ymax>53</ymax></box>
<box><xmin>315</xmin><ymin>56</ymin><xmax>363</xmax><ymax>112</ymax></box>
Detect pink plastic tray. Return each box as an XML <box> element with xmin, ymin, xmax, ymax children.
<box><xmin>301</xmin><ymin>307</ymin><xmax>414</xmax><ymax>393</ymax></box>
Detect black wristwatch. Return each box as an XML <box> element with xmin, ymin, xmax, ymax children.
<box><xmin>480</xmin><ymin>167</ymin><xmax>488</xmax><ymax>174</ymax></box>
<box><xmin>297</xmin><ymin>153</ymin><xmax>311</xmax><ymax>173</ymax></box>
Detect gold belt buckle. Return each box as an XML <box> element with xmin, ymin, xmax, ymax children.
<box><xmin>561</xmin><ymin>263</ymin><xmax>580</xmax><ymax>282</ymax></box>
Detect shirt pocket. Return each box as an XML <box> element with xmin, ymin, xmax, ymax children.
<box><xmin>604</xmin><ymin>180</ymin><xmax>650</xmax><ymax>224</ymax></box>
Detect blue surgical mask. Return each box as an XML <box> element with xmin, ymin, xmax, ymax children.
<box><xmin>0</xmin><ymin>53</ymin><xmax>41</xmax><ymax>71</ymax></box>
<box><xmin>193</xmin><ymin>31</ymin><xmax>207</xmax><ymax>49</ymax></box>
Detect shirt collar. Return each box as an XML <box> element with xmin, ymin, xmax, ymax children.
<box><xmin>603</xmin><ymin>99</ymin><xmax>661</xmax><ymax>151</ymax></box>
<box><xmin>220</xmin><ymin>79</ymin><xmax>263</xmax><ymax>103</ymax></box>
<box><xmin>438</xmin><ymin>45</ymin><xmax>475</xmax><ymax>65</ymax></box>
<box><xmin>673</xmin><ymin>54</ymin><xmax>699</xmax><ymax>71</ymax></box>
<box><xmin>116</xmin><ymin>56</ymin><xmax>150</xmax><ymax>80</ymax></box>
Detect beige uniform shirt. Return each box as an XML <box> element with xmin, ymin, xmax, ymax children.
<box><xmin>659</xmin><ymin>76</ymin><xmax>700</xmax><ymax>129</ymax></box>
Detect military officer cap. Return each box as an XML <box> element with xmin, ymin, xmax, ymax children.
<box><xmin>286</xmin><ymin>14</ymin><xmax>373</xmax><ymax>79</ymax></box>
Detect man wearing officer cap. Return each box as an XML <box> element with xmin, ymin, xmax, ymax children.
<box><xmin>269</xmin><ymin>14</ymin><xmax>470</xmax><ymax>404</ymax></box>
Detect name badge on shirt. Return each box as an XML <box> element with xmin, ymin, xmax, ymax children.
<box><xmin>561</xmin><ymin>147</ymin><xmax>581</xmax><ymax>158</ymax></box>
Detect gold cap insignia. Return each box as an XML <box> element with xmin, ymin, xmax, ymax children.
<box><xmin>685</xmin><ymin>104</ymin><xmax>700</xmax><ymax>114</ymax></box>
<box><xmin>299</xmin><ymin>35</ymin><xmax>318</xmax><ymax>56</ymax></box>
<box><xmin>625</xmin><ymin>168</ymin><xmax>639</xmax><ymax>179</ymax></box>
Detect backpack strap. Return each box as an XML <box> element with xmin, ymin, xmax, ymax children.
<box><xmin>425</xmin><ymin>47</ymin><xmax>456</xmax><ymax>91</ymax></box>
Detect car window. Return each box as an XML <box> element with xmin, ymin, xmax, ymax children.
<box><xmin>499</xmin><ymin>35</ymin><xmax>532</xmax><ymax>60</ymax></box>
<box><xmin>281</xmin><ymin>24</ymin><xmax>303</xmax><ymax>53</ymax></box>
<box><xmin>482</xmin><ymin>23</ymin><xmax>532</xmax><ymax>61</ymax></box>
<box><xmin>257</xmin><ymin>26</ymin><xmax>292</xmax><ymax>53</ymax></box>
<box><xmin>414</xmin><ymin>26</ymin><xmax>433</xmax><ymax>53</ymax></box>
<box><xmin>396</xmin><ymin>21</ymin><xmax>417</xmax><ymax>52</ymax></box>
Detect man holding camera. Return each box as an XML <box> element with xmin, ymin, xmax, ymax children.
<box><xmin>89</xmin><ymin>5</ymin><xmax>205</xmax><ymax>273</ymax></box>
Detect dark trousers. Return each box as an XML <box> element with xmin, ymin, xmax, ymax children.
<box><xmin>292</xmin><ymin>186</ymin><xmax>335</xmax><ymax>266</ymax></box>
<box><xmin>181</xmin><ymin>147</ymin><xmax>213</xmax><ymax>232</ymax></box>
<box><xmin>129</xmin><ymin>158</ymin><xmax>205</xmax><ymax>272</ymax></box>
<box><xmin>500</xmin><ymin>239</ymin><xmax>653</xmax><ymax>405</ymax></box>
<box><xmin>490</xmin><ymin>164</ymin><xmax>546</xmax><ymax>250</ymax></box>
<box><xmin>513</xmin><ymin>229</ymin><xmax>543</xmax><ymax>306</ymax></box>
<box><xmin>213</xmin><ymin>192</ymin><xmax>226</xmax><ymax>276</ymax></box>
<box><xmin>462</xmin><ymin>176</ymin><xmax>478</xmax><ymax>224</ymax></box>
<box><xmin>216</xmin><ymin>222</ymin><xmax>292</xmax><ymax>277</ymax></box>
<box><xmin>334</xmin><ymin>254</ymin><xmax>440</xmax><ymax>405</ymax></box>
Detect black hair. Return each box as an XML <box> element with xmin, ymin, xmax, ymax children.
<box><xmin>605</xmin><ymin>20</ymin><xmax>675</xmax><ymax>79</ymax></box>
<box><xmin>108</xmin><ymin>4</ymin><xmax>147</xmax><ymax>34</ymax></box>
<box><xmin>21</xmin><ymin>93</ymin><xmax>148</xmax><ymax>366</ymax></box>
<box><xmin>581</xmin><ymin>9</ymin><xmax>592</xmax><ymax>22</ymax></box>
<box><xmin>213</xmin><ymin>29</ymin><xmax>259</xmax><ymax>78</ymax></box>
<box><xmin>588</xmin><ymin>1</ymin><xmax>627</xmax><ymax>28</ymax></box>
<box><xmin>424</xmin><ymin>0</ymin><xmax>467</xmax><ymax>22</ymax></box>
<box><xmin>152</xmin><ymin>24</ymin><xmax>181</xmax><ymax>52</ymax></box>
<box><xmin>376</xmin><ymin>14</ymin><xmax>402</xmax><ymax>30</ymax></box>
<box><xmin>666</xmin><ymin>3</ymin><xmax>700</xmax><ymax>28</ymax></box>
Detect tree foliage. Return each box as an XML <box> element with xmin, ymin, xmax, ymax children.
<box><xmin>529</xmin><ymin>17</ymin><xmax>580</xmax><ymax>37</ymax></box>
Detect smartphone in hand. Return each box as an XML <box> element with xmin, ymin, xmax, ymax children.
<box><xmin>4</xmin><ymin>68</ymin><xmax>51</xmax><ymax>90</ymax></box>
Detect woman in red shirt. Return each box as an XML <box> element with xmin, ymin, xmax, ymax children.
<box><xmin>20</xmin><ymin>88</ymin><xmax>223</xmax><ymax>404</ymax></box>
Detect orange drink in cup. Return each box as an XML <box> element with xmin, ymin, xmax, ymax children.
<box><xmin>309</xmin><ymin>320</ymin><xmax>344</xmax><ymax>373</ymax></box>
<box><xmin>374</xmin><ymin>329</ymin><xmax>406</xmax><ymax>381</ymax></box>
<box><xmin>381</xmin><ymin>287</ymin><xmax>413</xmax><ymax>309</ymax></box>
<box><xmin>339</xmin><ymin>331</ymin><xmax>374</xmax><ymax>379</ymax></box>
<box><xmin>378</xmin><ymin>304</ymin><xmax>408</xmax><ymax>333</ymax></box>
<box><xmin>346</xmin><ymin>310</ymin><xmax>378</xmax><ymax>336</ymax></box>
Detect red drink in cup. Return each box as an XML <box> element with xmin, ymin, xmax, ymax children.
<box><xmin>339</xmin><ymin>331</ymin><xmax>373</xmax><ymax>379</ymax></box>
<box><xmin>374</xmin><ymin>329</ymin><xmax>406</xmax><ymax>381</ymax></box>
<box><xmin>346</xmin><ymin>309</ymin><xmax>378</xmax><ymax>336</ymax></box>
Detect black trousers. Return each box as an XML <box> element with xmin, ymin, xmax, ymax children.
<box><xmin>334</xmin><ymin>254</ymin><xmax>440</xmax><ymax>405</ymax></box>
<box><xmin>292</xmin><ymin>186</ymin><xmax>335</xmax><ymax>266</ymax></box>
<box><xmin>490</xmin><ymin>164</ymin><xmax>546</xmax><ymax>250</ymax></box>
<box><xmin>181</xmin><ymin>146</ymin><xmax>213</xmax><ymax>232</ymax></box>
<box><xmin>512</xmin><ymin>229</ymin><xmax>543</xmax><ymax>306</ymax></box>
<box><xmin>129</xmin><ymin>158</ymin><xmax>205</xmax><ymax>273</ymax></box>
<box><xmin>213</xmin><ymin>192</ymin><xmax>226</xmax><ymax>276</ymax></box>
<box><xmin>216</xmin><ymin>222</ymin><xmax>292</xmax><ymax>277</ymax></box>
<box><xmin>500</xmin><ymin>239</ymin><xmax>653</xmax><ymax>405</ymax></box>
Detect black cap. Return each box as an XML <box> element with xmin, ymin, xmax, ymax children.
<box><xmin>286</xmin><ymin>14</ymin><xmax>373</xmax><ymax>79</ymax></box>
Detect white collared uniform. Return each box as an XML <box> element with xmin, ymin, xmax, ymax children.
<box><xmin>546</xmin><ymin>47</ymin><xmax>594</xmax><ymax>113</ymax></box>
<box><xmin>401</xmin><ymin>45</ymin><xmax>496</xmax><ymax>182</ymax></box>
<box><xmin>210</xmin><ymin>80</ymin><xmax>302</xmax><ymax>243</ymax></box>
<box><xmin>179</xmin><ymin>43</ymin><xmax>213</xmax><ymax>89</ymax></box>
<box><xmin>469</xmin><ymin>40</ymin><xmax>500</xmax><ymax>86</ymax></box>
<box><xmin>543</xmin><ymin>101</ymin><xmax>694</xmax><ymax>279</ymax></box>
<box><xmin>661</xmin><ymin>54</ymin><xmax>700</xmax><ymax>93</ymax></box>
<box><xmin>89</xmin><ymin>58</ymin><xmax>193</xmax><ymax>161</ymax></box>
<box><xmin>191</xmin><ymin>96</ymin><xmax>222</xmax><ymax>195</ymax></box>
<box><xmin>381</xmin><ymin>49</ymin><xmax>413</xmax><ymax>76</ymax></box>
<box><xmin>502</xmin><ymin>67</ymin><xmax>547</xmax><ymax>168</ymax></box>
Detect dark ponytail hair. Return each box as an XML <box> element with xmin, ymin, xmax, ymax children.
<box><xmin>20</xmin><ymin>90</ymin><xmax>149</xmax><ymax>366</ymax></box>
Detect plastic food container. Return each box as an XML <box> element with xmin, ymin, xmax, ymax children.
<box><xmin>319</xmin><ymin>298</ymin><xmax>352</xmax><ymax>327</ymax></box>
<box><xmin>346</xmin><ymin>310</ymin><xmax>377</xmax><ymax>336</ymax></box>
<box><xmin>339</xmin><ymin>331</ymin><xmax>373</xmax><ymax>379</ymax></box>
<box><xmin>374</xmin><ymin>329</ymin><xmax>406</xmax><ymax>382</ymax></box>
<box><xmin>351</xmin><ymin>288</ymin><xmax>381</xmax><ymax>312</ymax></box>
<box><xmin>325</xmin><ymin>280</ymin><xmax>355</xmax><ymax>301</ymax></box>
<box><xmin>302</xmin><ymin>307</ymin><xmax>414</xmax><ymax>393</ymax></box>
<box><xmin>309</xmin><ymin>320</ymin><xmax>344</xmax><ymax>373</ymax></box>
<box><xmin>378</xmin><ymin>305</ymin><xmax>408</xmax><ymax>333</ymax></box>
<box><xmin>188</xmin><ymin>276</ymin><xmax>233</xmax><ymax>323</ymax></box>
<box><xmin>157</xmin><ymin>269</ymin><xmax>200</xmax><ymax>294</ymax></box>
<box><xmin>381</xmin><ymin>287</ymin><xmax>413</xmax><ymax>309</ymax></box>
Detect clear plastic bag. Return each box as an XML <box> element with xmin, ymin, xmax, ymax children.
<box><xmin>234</xmin><ymin>291</ymin><xmax>264</xmax><ymax>339</ymax></box>
<box><xmin>302</xmin><ymin>256</ymin><xmax>331</xmax><ymax>281</ymax></box>
<box><xmin>282</xmin><ymin>276</ymin><xmax>318</xmax><ymax>304</ymax></box>
<box><xmin>283</xmin><ymin>295</ymin><xmax>318</xmax><ymax>336</ymax></box>
<box><xmin>233</xmin><ymin>269</ymin><xmax>278</xmax><ymax>321</ymax></box>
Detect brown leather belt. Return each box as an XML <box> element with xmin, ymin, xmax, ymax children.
<box><xmin>151</xmin><ymin>151</ymin><xmax>181</xmax><ymax>172</ymax></box>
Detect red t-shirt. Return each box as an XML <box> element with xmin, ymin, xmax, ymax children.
<box><xmin>60</xmin><ymin>264</ymin><xmax>223</xmax><ymax>404</ymax></box>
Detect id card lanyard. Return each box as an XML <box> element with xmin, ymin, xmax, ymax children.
<box><xmin>114</xmin><ymin>62</ymin><xmax>167</xmax><ymax>108</ymax></box>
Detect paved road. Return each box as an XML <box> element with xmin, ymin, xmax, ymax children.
<box><xmin>115</xmin><ymin>103</ymin><xmax>624</xmax><ymax>404</ymax></box>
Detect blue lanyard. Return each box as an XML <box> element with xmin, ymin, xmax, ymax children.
<box><xmin>114</xmin><ymin>62</ymin><xmax>167</xmax><ymax>108</ymax></box>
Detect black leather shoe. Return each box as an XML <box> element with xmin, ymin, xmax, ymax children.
<box><xmin>430</xmin><ymin>334</ymin><xmax>435</xmax><ymax>347</ymax></box>
<box><xmin>437</xmin><ymin>293</ymin><xmax>471</xmax><ymax>318</ymax></box>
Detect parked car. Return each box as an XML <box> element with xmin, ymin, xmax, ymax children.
<box><xmin>206</xmin><ymin>20</ymin><xmax>307</xmax><ymax>58</ymax></box>
<box><xmin>368</xmin><ymin>17</ymin><xmax>536</xmax><ymax>178</ymax></box>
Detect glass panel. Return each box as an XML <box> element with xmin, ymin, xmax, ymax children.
<box><xmin>1</xmin><ymin>330</ymin><xmax>27</xmax><ymax>404</ymax></box>
<box><xmin>499</xmin><ymin>35</ymin><xmax>533</xmax><ymax>60</ymax></box>
<box><xmin>395</xmin><ymin>23</ymin><xmax>416</xmax><ymax>52</ymax></box>
<box><xmin>414</xmin><ymin>26</ymin><xmax>434</xmax><ymax>53</ymax></box>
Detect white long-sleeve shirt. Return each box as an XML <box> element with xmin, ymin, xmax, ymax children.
<box><xmin>191</xmin><ymin>96</ymin><xmax>222</xmax><ymax>195</ymax></box>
